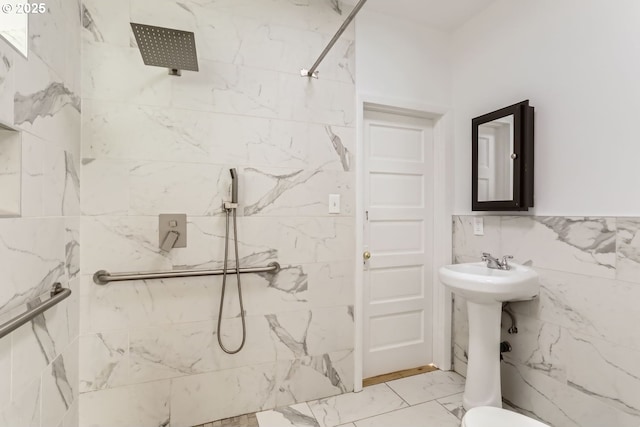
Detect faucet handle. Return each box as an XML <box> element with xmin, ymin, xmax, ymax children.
<box><xmin>160</xmin><ymin>230</ymin><xmax>180</xmax><ymax>252</ymax></box>
<box><xmin>482</xmin><ymin>252</ymin><xmax>492</xmax><ymax>258</ymax></box>
<box><xmin>501</xmin><ymin>255</ymin><xmax>514</xmax><ymax>269</ymax></box>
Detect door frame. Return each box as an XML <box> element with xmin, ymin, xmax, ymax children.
<box><xmin>354</xmin><ymin>94</ymin><xmax>453</xmax><ymax>391</ymax></box>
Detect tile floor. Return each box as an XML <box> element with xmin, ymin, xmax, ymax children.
<box><xmin>194</xmin><ymin>413</ymin><xmax>259</xmax><ymax>427</ymax></box>
<box><xmin>256</xmin><ymin>370</ymin><xmax>467</xmax><ymax>427</ymax></box>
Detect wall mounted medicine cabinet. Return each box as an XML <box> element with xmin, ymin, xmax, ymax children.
<box><xmin>472</xmin><ymin>100</ymin><xmax>534</xmax><ymax>211</ymax></box>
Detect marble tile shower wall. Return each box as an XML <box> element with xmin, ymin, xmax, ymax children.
<box><xmin>79</xmin><ymin>1</ymin><xmax>355</xmax><ymax>426</ymax></box>
<box><xmin>0</xmin><ymin>1</ymin><xmax>82</xmax><ymax>426</ymax></box>
<box><xmin>452</xmin><ymin>216</ymin><xmax>640</xmax><ymax>427</ymax></box>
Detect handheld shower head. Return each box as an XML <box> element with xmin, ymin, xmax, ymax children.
<box><xmin>230</xmin><ymin>168</ymin><xmax>238</xmax><ymax>204</ymax></box>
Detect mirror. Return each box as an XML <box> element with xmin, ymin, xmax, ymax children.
<box><xmin>0</xmin><ymin>10</ymin><xmax>28</xmax><ymax>57</ymax></box>
<box><xmin>477</xmin><ymin>114</ymin><xmax>514</xmax><ymax>202</ymax></box>
<box><xmin>472</xmin><ymin>100</ymin><xmax>534</xmax><ymax>211</ymax></box>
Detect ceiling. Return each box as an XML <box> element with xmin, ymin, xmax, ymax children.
<box><xmin>342</xmin><ymin>0</ymin><xmax>497</xmax><ymax>31</ymax></box>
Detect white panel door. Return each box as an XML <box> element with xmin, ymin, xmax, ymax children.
<box><xmin>363</xmin><ymin>109</ymin><xmax>434</xmax><ymax>379</ymax></box>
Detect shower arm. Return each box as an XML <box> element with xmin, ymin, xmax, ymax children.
<box><xmin>301</xmin><ymin>0</ymin><xmax>368</xmax><ymax>78</ymax></box>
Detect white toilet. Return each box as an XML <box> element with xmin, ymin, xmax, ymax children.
<box><xmin>461</xmin><ymin>406</ymin><xmax>550</xmax><ymax>427</ymax></box>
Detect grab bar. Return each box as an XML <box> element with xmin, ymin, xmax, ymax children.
<box><xmin>0</xmin><ymin>283</ymin><xmax>72</xmax><ymax>340</ymax></box>
<box><xmin>93</xmin><ymin>262</ymin><xmax>281</xmax><ymax>285</ymax></box>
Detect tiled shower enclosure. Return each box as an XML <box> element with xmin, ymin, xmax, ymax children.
<box><xmin>79</xmin><ymin>0</ymin><xmax>356</xmax><ymax>425</ymax></box>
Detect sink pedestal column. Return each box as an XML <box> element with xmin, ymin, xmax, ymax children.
<box><xmin>463</xmin><ymin>300</ymin><xmax>503</xmax><ymax>410</ymax></box>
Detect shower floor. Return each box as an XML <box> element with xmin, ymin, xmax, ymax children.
<box><xmin>194</xmin><ymin>370</ymin><xmax>478</xmax><ymax>427</ymax></box>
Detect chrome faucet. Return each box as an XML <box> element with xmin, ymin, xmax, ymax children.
<box><xmin>482</xmin><ymin>253</ymin><xmax>514</xmax><ymax>270</ymax></box>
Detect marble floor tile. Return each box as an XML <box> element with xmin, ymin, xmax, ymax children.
<box><xmin>223</xmin><ymin>371</ymin><xmax>473</xmax><ymax>427</ymax></box>
<box><xmin>386</xmin><ymin>371</ymin><xmax>466</xmax><ymax>405</ymax></box>
<box><xmin>307</xmin><ymin>383</ymin><xmax>408</xmax><ymax>427</ymax></box>
<box><xmin>353</xmin><ymin>401</ymin><xmax>460</xmax><ymax>427</ymax></box>
<box><xmin>210</xmin><ymin>413</ymin><xmax>259</xmax><ymax>427</ymax></box>
<box><xmin>257</xmin><ymin>402</ymin><xmax>319</xmax><ymax>427</ymax></box>
<box><xmin>437</xmin><ymin>392</ymin><xmax>465</xmax><ymax>420</ymax></box>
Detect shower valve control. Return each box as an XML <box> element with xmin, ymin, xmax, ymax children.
<box><xmin>159</xmin><ymin>213</ymin><xmax>187</xmax><ymax>250</ymax></box>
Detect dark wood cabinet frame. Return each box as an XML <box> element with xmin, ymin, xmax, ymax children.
<box><xmin>472</xmin><ymin>100</ymin><xmax>534</xmax><ymax>211</ymax></box>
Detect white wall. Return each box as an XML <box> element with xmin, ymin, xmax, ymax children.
<box><xmin>356</xmin><ymin>9</ymin><xmax>452</xmax><ymax>107</ymax></box>
<box><xmin>453</xmin><ymin>0</ymin><xmax>640</xmax><ymax>215</ymax></box>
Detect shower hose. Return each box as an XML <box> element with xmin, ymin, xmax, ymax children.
<box><xmin>217</xmin><ymin>206</ymin><xmax>246</xmax><ymax>354</ymax></box>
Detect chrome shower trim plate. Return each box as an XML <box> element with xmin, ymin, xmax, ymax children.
<box><xmin>300</xmin><ymin>69</ymin><xmax>319</xmax><ymax>78</ymax></box>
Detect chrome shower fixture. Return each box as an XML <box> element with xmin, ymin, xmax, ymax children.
<box><xmin>130</xmin><ymin>22</ymin><xmax>199</xmax><ymax>76</ymax></box>
<box><xmin>301</xmin><ymin>0</ymin><xmax>367</xmax><ymax>79</ymax></box>
<box><xmin>218</xmin><ymin>168</ymin><xmax>245</xmax><ymax>354</ymax></box>
<box><xmin>230</xmin><ymin>168</ymin><xmax>238</xmax><ymax>204</ymax></box>
<box><xmin>224</xmin><ymin>168</ymin><xmax>239</xmax><ymax>210</ymax></box>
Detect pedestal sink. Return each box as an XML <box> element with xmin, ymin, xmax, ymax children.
<box><xmin>439</xmin><ymin>262</ymin><xmax>539</xmax><ymax>410</ymax></box>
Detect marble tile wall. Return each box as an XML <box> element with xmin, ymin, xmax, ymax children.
<box><xmin>79</xmin><ymin>0</ymin><xmax>355</xmax><ymax>425</ymax></box>
<box><xmin>0</xmin><ymin>0</ymin><xmax>82</xmax><ymax>425</ymax></box>
<box><xmin>452</xmin><ymin>215</ymin><xmax>640</xmax><ymax>427</ymax></box>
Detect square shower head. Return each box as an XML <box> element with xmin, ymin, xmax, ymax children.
<box><xmin>130</xmin><ymin>23</ymin><xmax>199</xmax><ymax>74</ymax></box>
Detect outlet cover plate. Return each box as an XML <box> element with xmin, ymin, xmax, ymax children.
<box><xmin>473</xmin><ymin>217</ymin><xmax>484</xmax><ymax>236</ymax></box>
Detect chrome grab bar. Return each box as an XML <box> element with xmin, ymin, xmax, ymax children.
<box><xmin>93</xmin><ymin>262</ymin><xmax>281</xmax><ymax>285</ymax></box>
<box><xmin>0</xmin><ymin>283</ymin><xmax>72</xmax><ymax>340</ymax></box>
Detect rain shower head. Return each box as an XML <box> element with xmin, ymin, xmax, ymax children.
<box><xmin>130</xmin><ymin>23</ymin><xmax>199</xmax><ymax>76</ymax></box>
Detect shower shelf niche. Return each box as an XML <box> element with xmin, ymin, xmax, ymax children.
<box><xmin>0</xmin><ymin>122</ymin><xmax>21</xmax><ymax>217</ymax></box>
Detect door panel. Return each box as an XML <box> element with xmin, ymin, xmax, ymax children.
<box><xmin>370</xmin><ymin>253</ymin><xmax>426</xmax><ymax>269</ymax></box>
<box><xmin>370</xmin><ymin>125</ymin><xmax>424</xmax><ymax>162</ymax></box>
<box><xmin>369</xmin><ymin>173</ymin><xmax>424</xmax><ymax>207</ymax></box>
<box><xmin>363</xmin><ymin>109</ymin><xmax>434</xmax><ymax>379</ymax></box>
<box><xmin>370</xmin><ymin>310</ymin><xmax>424</xmax><ymax>350</ymax></box>
<box><xmin>370</xmin><ymin>266</ymin><xmax>424</xmax><ymax>302</ymax></box>
<box><xmin>369</xmin><ymin>221</ymin><xmax>424</xmax><ymax>253</ymax></box>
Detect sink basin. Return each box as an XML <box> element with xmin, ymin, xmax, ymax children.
<box><xmin>439</xmin><ymin>261</ymin><xmax>539</xmax><ymax>410</ymax></box>
<box><xmin>439</xmin><ymin>262</ymin><xmax>539</xmax><ymax>303</ymax></box>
